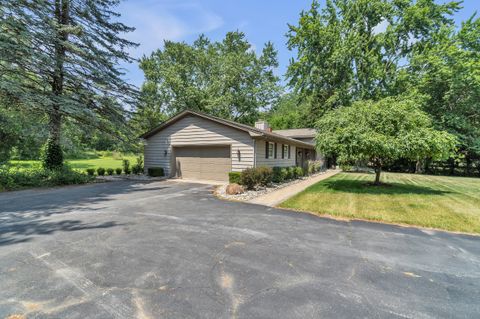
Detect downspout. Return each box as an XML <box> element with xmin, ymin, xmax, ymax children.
<box><xmin>253</xmin><ymin>139</ymin><xmax>256</xmax><ymax>168</ymax></box>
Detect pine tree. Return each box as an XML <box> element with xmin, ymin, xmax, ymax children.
<box><xmin>0</xmin><ymin>0</ymin><xmax>138</xmax><ymax>169</ymax></box>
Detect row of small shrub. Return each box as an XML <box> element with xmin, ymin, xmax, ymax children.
<box><xmin>0</xmin><ymin>165</ymin><xmax>94</xmax><ymax>192</ymax></box>
<box><xmin>85</xmin><ymin>156</ymin><xmax>144</xmax><ymax>176</ymax></box>
<box><xmin>229</xmin><ymin>161</ymin><xmax>325</xmax><ymax>190</ymax></box>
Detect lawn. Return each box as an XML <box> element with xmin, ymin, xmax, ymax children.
<box><xmin>279</xmin><ymin>172</ymin><xmax>480</xmax><ymax>234</ymax></box>
<box><xmin>10</xmin><ymin>154</ymin><xmax>138</xmax><ymax>171</ymax></box>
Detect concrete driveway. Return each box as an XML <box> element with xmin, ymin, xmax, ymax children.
<box><xmin>0</xmin><ymin>180</ymin><xmax>479</xmax><ymax>318</ymax></box>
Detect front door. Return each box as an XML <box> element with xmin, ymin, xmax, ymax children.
<box><xmin>296</xmin><ymin>148</ymin><xmax>304</xmax><ymax>168</ymax></box>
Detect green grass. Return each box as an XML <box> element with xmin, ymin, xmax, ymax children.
<box><xmin>279</xmin><ymin>172</ymin><xmax>480</xmax><ymax>234</ymax></box>
<box><xmin>10</xmin><ymin>154</ymin><xmax>138</xmax><ymax>171</ymax></box>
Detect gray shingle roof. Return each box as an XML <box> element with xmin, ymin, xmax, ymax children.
<box><xmin>140</xmin><ymin>110</ymin><xmax>315</xmax><ymax>149</ymax></box>
<box><xmin>272</xmin><ymin>128</ymin><xmax>317</xmax><ymax>138</ymax></box>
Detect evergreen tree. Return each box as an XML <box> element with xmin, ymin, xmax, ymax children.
<box><xmin>0</xmin><ymin>0</ymin><xmax>138</xmax><ymax>169</ymax></box>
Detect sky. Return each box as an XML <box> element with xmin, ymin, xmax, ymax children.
<box><xmin>117</xmin><ymin>0</ymin><xmax>480</xmax><ymax>88</ymax></box>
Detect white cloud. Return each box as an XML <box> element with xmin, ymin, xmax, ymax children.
<box><xmin>119</xmin><ymin>0</ymin><xmax>224</xmax><ymax>58</ymax></box>
<box><xmin>116</xmin><ymin>0</ymin><xmax>224</xmax><ymax>86</ymax></box>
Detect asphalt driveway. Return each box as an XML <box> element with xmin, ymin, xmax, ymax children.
<box><xmin>0</xmin><ymin>180</ymin><xmax>479</xmax><ymax>318</ymax></box>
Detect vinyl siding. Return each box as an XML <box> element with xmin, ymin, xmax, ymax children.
<box><xmin>255</xmin><ymin>140</ymin><xmax>297</xmax><ymax>167</ymax></box>
<box><xmin>144</xmin><ymin>115</ymin><xmax>254</xmax><ymax>176</ymax></box>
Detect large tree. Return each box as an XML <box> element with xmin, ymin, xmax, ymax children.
<box><xmin>316</xmin><ymin>96</ymin><xmax>456</xmax><ymax>185</ymax></box>
<box><xmin>402</xmin><ymin>15</ymin><xmax>480</xmax><ymax>170</ymax></box>
<box><xmin>286</xmin><ymin>0</ymin><xmax>461</xmax><ymax>125</ymax></box>
<box><xmin>135</xmin><ymin>32</ymin><xmax>281</xmax><ymax>128</ymax></box>
<box><xmin>0</xmin><ymin>0</ymin><xmax>137</xmax><ymax>169</ymax></box>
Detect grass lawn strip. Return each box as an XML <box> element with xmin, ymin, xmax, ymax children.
<box><xmin>279</xmin><ymin>172</ymin><xmax>480</xmax><ymax>234</ymax></box>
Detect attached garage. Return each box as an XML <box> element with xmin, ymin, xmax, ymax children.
<box><xmin>173</xmin><ymin>145</ymin><xmax>231</xmax><ymax>182</ymax></box>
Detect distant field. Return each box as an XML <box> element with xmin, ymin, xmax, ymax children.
<box><xmin>280</xmin><ymin>172</ymin><xmax>480</xmax><ymax>234</ymax></box>
<box><xmin>10</xmin><ymin>154</ymin><xmax>138</xmax><ymax>171</ymax></box>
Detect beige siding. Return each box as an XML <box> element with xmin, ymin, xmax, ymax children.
<box><xmin>255</xmin><ymin>140</ymin><xmax>297</xmax><ymax>167</ymax></box>
<box><xmin>144</xmin><ymin>115</ymin><xmax>254</xmax><ymax>176</ymax></box>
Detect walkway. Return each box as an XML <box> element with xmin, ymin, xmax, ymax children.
<box><xmin>248</xmin><ymin>169</ymin><xmax>340</xmax><ymax>207</ymax></box>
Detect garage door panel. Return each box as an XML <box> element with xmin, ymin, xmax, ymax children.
<box><xmin>174</xmin><ymin>146</ymin><xmax>231</xmax><ymax>182</ymax></box>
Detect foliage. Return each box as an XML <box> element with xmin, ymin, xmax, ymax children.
<box><xmin>136</xmin><ymin>31</ymin><xmax>281</xmax><ymax>127</ymax></box>
<box><xmin>316</xmin><ymin>96</ymin><xmax>457</xmax><ymax>184</ymax></box>
<box><xmin>96</xmin><ymin>167</ymin><xmax>105</xmax><ymax>176</ymax></box>
<box><xmin>0</xmin><ymin>0</ymin><xmax>138</xmax><ymax>167</ymax></box>
<box><xmin>41</xmin><ymin>138</ymin><xmax>64</xmax><ymax>171</ymax></box>
<box><xmin>228</xmin><ymin>172</ymin><xmax>242</xmax><ymax>184</ymax></box>
<box><xmin>122</xmin><ymin>159</ymin><xmax>131</xmax><ymax>175</ymax></box>
<box><xmin>131</xmin><ymin>156</ymin><xmax>144</xmax><ymax>175</ymax></box>
<box><xmin>272</xmin><ymin>167</ymin><xmax>287</xmax><ymax>183</ymax></box>
<box><xmin>256</xmin><ymin>166</ymin><xmax>273</xmax><ymax>187</ymax></box>
<box><xmin>240</xmin><ymin>168</ymin><xmax>261</xmax><ymax>190</ymax></box>
<box><xmin>106</xmin><ymin>168</ymin><xmax>114</xmax><ymax>176</ymax></box>
<box><xmin>0</xmin><ymin>165</ymin><xmax>94</xmax><ymax>191</ymax></box>
<box><xmin>115</xmin><ymin>167</ymin><xmax>123</xmax><ymax>175</ymax></box>
<box><xmin>86</xmin><ymin>168</ymin><xmax>95</xmax><ymax>176</ymax></box>
<box><xmin>148</xmin><ymin>167</ymin><xmax>164</xmax><ymax>177</ymax></box>
<box><xmin>286</xmin><ymin>0</ymin><xmax>461</xmax><ymax>125</ymax></box>
<box><xmin>294</xmin><ymin>166</ymin><xmax>304</xmax><ymax>178</ymax></box>
<box><xmin>267</xmin><ymin>93</ymin><xmax>309</xmax><ymax>129</ymax></box>
<box><xmin>401</xmin><ymin>16</ymin><xmax>480</xmax><ymax>161</ymax></box>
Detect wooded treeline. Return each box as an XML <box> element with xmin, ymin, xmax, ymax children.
<box><xmin>1</xmin><ymin>0</ymin><xmax>479</xmax><ymax>176</ymax></box>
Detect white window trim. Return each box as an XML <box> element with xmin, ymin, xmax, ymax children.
<box><xmin>268</xmin><ymin>142</ymin><xmax>274</xmax><ymax>158</ymax></box>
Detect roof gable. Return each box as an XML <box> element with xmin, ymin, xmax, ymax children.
<box><xmin>140</xmin><ymin>110</ymin><xmax>314</xmax><ymax>149</ymax></box>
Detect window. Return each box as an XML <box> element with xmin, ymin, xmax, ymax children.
<box><xmin>266</xmin><ymin>142</ymin><xmax>275</xmax><ymax>158</ymax></box>
<box><xmin>283</xmin><ymin>144</ymin><xmax>289</xmax><ymax>159</ymax></box>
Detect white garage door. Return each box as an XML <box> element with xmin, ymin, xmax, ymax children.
<box><xmin>174</xmin><ymin>146</ymin><xmax>231</xmax><ymax>182</ymax></box>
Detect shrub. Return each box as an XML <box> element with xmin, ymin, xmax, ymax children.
<box><xmin>106</xmin><ymin>168</ymin><xmax>114</xmax><ymax>176</ymax></box>
<box><xmin>41</xmin><ymin>138</ymin><xmax>64</xmax><ymax>170</ymax></box>
<box><xmin>122</xmin><ymin>159</ymin><xmax>131</xmax><ymax>175</ymax></box>
<box><xmin>256</xmin><ymin>166</ymin><xmax>273</xmax><ymax>186</ymax></box>
<box><xmin>239</xmin><ymin>166</ymin><xmax>273</xmax><ymax>189</ymax></box>
<box><xmin>295</xmin><ymin>166</ymin><xmax>304</xmax><ymax>178</ymax></box>
<box><xmin>97</xmin><ymin>167</ymin><xmax>105</xmax><ymax>176</ymax></box>
<box><xmin>115</xmin><ymin>167</ymin><xmax>123</xmax><ymax>175</ymax></box>
<box><xmin>229</xmin><ymin>172</ymin><xmax>241</xmax><ymax>184</ymax></box>
<box><xmin>272</xmin><ymin>167</ymin><xmax>286</xmax><ymax>183</ymax></box>
<box><xmin>0</xmin><ymin>165</ymin><xmax>94</xmax><ymax>191</ymax></box>
<box><xmin>340</xmin><ymin>164</ymin><xmax>353</xmax><ymax>172</ymax></box>
<box><xmin>285</xmin><ymin>167</ymin><xmax>294</xmax><ymax>180</ymax></box>
<box><xmin>281</xmin><ymin>167</ymin><xmax>289</xmax><ymax>180</ymax></box>
<box><xmin>86</xmin><ymin>168</ymin><xmax>95</xmax><ymax>176</ymax></box>
<box><xmin>148</xmin><ymin>167</ymin><xmax>164</xmax><ymax>177</ymax></box>
<box><xmin>240</xmin><ymin>167</ymin><xmax>260</xmax><ymax>190</ymax></box>
<box><xmin>132</xmin><ymin>155</ymin><xmax>144</xmax><ymax>174</ymax></box>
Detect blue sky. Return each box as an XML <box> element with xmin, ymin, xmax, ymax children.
<box><xmin>118</xmin><ymin>0</ymin><xmax>479</xmax><ymax>88</ymax></box>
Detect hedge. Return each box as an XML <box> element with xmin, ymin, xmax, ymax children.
<box><xmin>148</xmin><ymin>167</ymin><xmax>164</xmax><ymax>177</ymax></box>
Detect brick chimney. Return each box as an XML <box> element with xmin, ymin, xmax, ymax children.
<box><xmin>255</xmin><ymin>120</ymin><xmax>271</xmax><ymax>132</ymax></box>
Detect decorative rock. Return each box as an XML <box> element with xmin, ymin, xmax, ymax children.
<box><xmin>226</xmin><ymin>183</ymin><xmax>245</xmax><ymax>195</ymax></box>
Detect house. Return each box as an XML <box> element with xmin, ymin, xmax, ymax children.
<box><xmin>140</xmin><ymin>110</ymin><xmax>323</xmax><ymax>182</ymax></box>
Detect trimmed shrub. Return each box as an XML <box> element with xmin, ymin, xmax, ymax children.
<box><xmin>122</xmin><ymin>159</ymin><xmax>131</xmax><ymax>175</ymax></box>
<box><xmin>0</xmin><ymin>165</ymin><xmax>94</xmax><ymax>191</ymax></box>
<box><xmin>272</xmin><ymin>167</ymin><xmax>285</xmax><ymax>183</ymax></box>
<box><xmin>115</xmin><ymin>167</ymin><xmax>122</xmax><ymax>175</ymax></box>
<box><xmin>239</xmin><ymin>166</ymin><xmax>273</xmax><ymax>189</ymax></box>
<box><xmin>229</xmin><ymin>172</ymin><xmax>241</xmax><ymax>184</ymax></box>
<box><xmin>240</xmin><ymin>167</ymin><xmax>260</xmax><ymax>190</ymax></box>
<box><xmin>132</xmin><ymin>155</ymin><xmax>144</xmax><ymax>174</ymax></box>
<box><xmin>41</xmin><ymin>138</ymin><xmax>64</xmax><ymax>170</ymax></box>
<box><xmin>106</xmin><ymin>168</ymin><xmax>114</xmax><ymax>176</ymax></box>
<box><xmin>281</xmin><ymin>167</ymin><xmax>289</xmax><ymax>181</ymax></box>
<box><xmin>285</xmin><ymin>167</ymin><xmax>294</xmax><ymax>180</ymax></box>
<box><xmin>97</xmin><ymin>167</ymin><xmax>105</xmax><ymax>176</ymax></box>
<box><xmin>256</xmin><ymin>166</ymin><xmax>273</xmax><ymax>186</ymax></box>
<box><xmin>295</xmin><ymin>166</ymin><xmax>304</xmax><ymax>177</ymax></box>
<box><xmin>86</xmin><ymin>168</ymin><xmax>95</xmax><ymax>176</ymax></box>
<box><xmin>148</xmin><ymin>167</ymin><xmax>164</xmax><ymax>177</ymax></box>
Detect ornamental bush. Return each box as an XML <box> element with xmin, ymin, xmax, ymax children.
<box><xmin>115</xmin><ymin>167</ymin><xmax>123</xmax><ymax>175</ymax></box>
<box><xmin>148</xmin><ymin>167</ymin><xmax>164</xmax><ymax>177</ymax></box>
<box><xmin>228</xmin><ymin>171</ymin><xmax>241</xmax><ymax>184</ymax></box>
<box><xmin>97</xmin><ymin>167</ymin><xmax>105</xmax><ymax>176</ymax></box>
<box><xmin>41</xmin><ymin>138</ymin><xmax>63</xmax><ymax>170</ymax></box>
<box><xmin>86</xmin><ymin>168</ymin><xmax>95</xmax><ymax>176</ymax></box>
<box><xmin>122</xmin><ymin>159</ymin><xmax>131</xmax><ymax>175</ymax></box>
<box><xmin>106</xmin><ymin>168</ymin><xmax>114</xmax><ymax>175</ymax></box>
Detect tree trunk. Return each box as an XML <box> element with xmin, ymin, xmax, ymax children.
<box><xmin>415</xmin><ymin>159</ymin><xmax>424</xmax><ymax>174</ymax></box>
<box><xmin>374</xmin><ymin>167</ymin><xmax>381</xmax><ymax>185</ymax></box>
<box><xmin>45</xmin><ymin>0</ymin><xmax>69</xmax><ymax>169</ymax></box>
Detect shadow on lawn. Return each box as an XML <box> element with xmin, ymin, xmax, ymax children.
<box><xmin>322</xmin><ymin>179</ymin><xmax>450</xmax><ymax>195</ymax></box>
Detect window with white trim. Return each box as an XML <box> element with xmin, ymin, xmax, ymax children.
<box><xmin>283</xmin><ymin>144</ymin><xmax>289</xmax><ymax>159</ymax></box>
<box><xmin>267</xmin><ymin>142</ymin><xmax>274</xmax><ymax>158</ymax></box>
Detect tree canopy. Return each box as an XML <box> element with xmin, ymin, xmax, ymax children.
<box><xmin>0</xmin><ymin>0</ymin><xmax>137</xmax><ymax>168</ymax></box>
<box><xmin>134</xmin><ymin>31</ymin><xmax>281</xmax><ymax>130</ymax></box>
<box><xmin>316</xmin><ymin>96</ymin><xmax>456</xmax><ymax>184</ymax></box>
<box><xmin>286</xmin><ymin>0</ymin><xmax>461</xmax><ymax>125</ymax></box>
